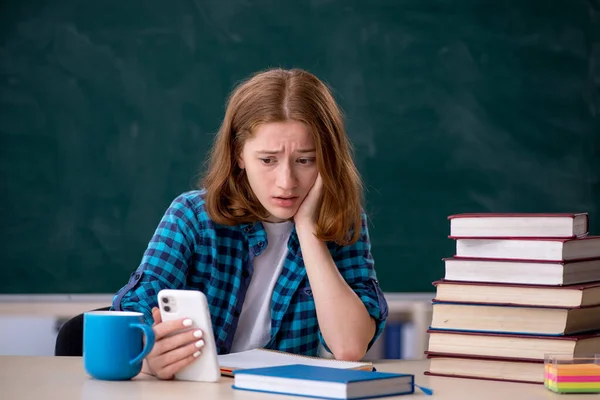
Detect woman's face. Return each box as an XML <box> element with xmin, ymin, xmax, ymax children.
<box><xmin>239</xmin><ymin>120</ymin><xmax>318</xmax><ymax>222</ymax></box>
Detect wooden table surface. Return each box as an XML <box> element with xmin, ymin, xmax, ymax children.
<box><xmin>1</xmin><ymin>356</ymin><xmax>592</xmax><ymax>400</ymax></box>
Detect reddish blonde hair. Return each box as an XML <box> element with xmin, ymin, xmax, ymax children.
<box><xmin>201</xmin><ymin>68</ymin><xmax>363</xmax><ymax>245</ymax></box>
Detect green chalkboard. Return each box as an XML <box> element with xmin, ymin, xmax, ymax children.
<box><xmin>1</xmin><ymin>0</ymin><xmax>599</xmax><ymax>294</ymax></box>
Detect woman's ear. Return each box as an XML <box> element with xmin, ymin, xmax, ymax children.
<box><xmin>238</xmin><ymin>156</ymin><xmax>245</xmax><ymax>169</ymax></box>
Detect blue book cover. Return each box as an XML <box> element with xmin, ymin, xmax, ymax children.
<box><xmin>232</xmin><ymin>364</ymin><xmax>415</xmax><ymax>399</ymax></box>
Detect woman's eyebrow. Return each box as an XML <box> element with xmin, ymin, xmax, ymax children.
<box><xmin>255</xmin><ymin>150</ymin><xmax>280</xmax><ymax>155</ymax></box>
<box><xmin>255</xmin><ymin>148</ymin><xmax>316</xmax><ymax>154</ymax></box>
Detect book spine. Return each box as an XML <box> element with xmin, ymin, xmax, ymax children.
<box><xmin>384</xmin><ymin>321</ymin><xmax>403</xmax><ymax>359</ymax></box>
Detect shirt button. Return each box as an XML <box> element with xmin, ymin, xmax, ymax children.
<box><xmin>258</xmin><ymin>241</ymin><xmax>265</xmax><ymax>248</ymax></box>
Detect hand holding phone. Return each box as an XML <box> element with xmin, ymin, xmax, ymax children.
<box><xmin>142</xmin><ymin>308</ymin><xmax>204</xmax><ymax>380</ymax></box>
<box><xmin>155</xmin><ymin>289</ymin><xmax>220</xmax><ymax>382</ymax></box>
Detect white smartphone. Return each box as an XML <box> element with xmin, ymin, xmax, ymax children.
<box><xmin>157</xmin><ymin>289</ymin><xmax>221</xmax><ymax>382</ymax></box>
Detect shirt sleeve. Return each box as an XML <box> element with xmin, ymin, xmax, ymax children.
<box><xmin>110</xmin><ymin>193</ymin><xmax>202</xmax><ymax>325</ymax></box>
<box><xmin>318</xmin><ymin>212</ymin><xmax>389</xmax><ymax>353</ymax></box>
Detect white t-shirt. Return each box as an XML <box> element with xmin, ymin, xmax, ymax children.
<box><xmin>229</xmin><ymin>221</ymin><xmax>293</xmax><ymax>353</ymax></box>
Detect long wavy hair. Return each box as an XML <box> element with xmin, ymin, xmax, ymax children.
<box><xmin>201</xmin><ymin>68</ymin><xmax>363</xmax><ymax>246</ymax></box>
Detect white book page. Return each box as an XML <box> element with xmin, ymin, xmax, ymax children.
<box><xmin>218</xmin><ymin>349</ymin><xmax>369</xmax><ymax>371</ymax></box>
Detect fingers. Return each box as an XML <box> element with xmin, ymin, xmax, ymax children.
<box><xmin>153</xmin><ymin>328</ymin><xmax>204</xmax><ymax>356</ymax></box>
<box><xmin>314</xmin><ymin>173</ymin><xmax>323</xmax><ymax>188</ymax></box>
<box><xmin>153</xmin><ymin>317</ymin><xmax>194</xmax><ymax>341</ymax></box>
<box><xmin>307</xmin><ymin>173</ymin><xmax>323</xmax><ymax>200</ymax></box>
<box><xmin>313</xmin><ymin>174</ymin><xmax>323</xmax><ymax>196</ymax></box>
<box><xmin>154</xmin><ymin>345</ymin><xmax>203</xmax><ymax>380</ymax></box>
<box><xmin>146</xmin><ymin>308</ymin><xmax>208</xmax><ymax>380</ymax></box>
<box><xmin>151</xmin><ymin>307</ymin><xmax>162</xmax><ymax>326</ymax></box>
<box><xmin>147</xmin><ymin>329</ymin><xmax>205</xmax><ymax>380</ymax></box>
<box><xmin>157</xmin><ymin>339</ymin><xmax>204</xmax><ymax>369</ymax></box>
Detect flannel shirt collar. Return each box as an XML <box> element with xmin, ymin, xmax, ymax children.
<box><xmin>239</xmin><ymin>220</ymin><xmax>301</xmax><ymax>258</ymax></box>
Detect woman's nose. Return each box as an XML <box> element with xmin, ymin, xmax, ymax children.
<box><xmin>276</xmin><ymin>164</ymin><xmax>298</xmax><ymax>189</ymax></box>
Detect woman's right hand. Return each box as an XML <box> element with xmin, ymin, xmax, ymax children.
<box><xmin>142</xmin><ymin>307</ymin><xmax>205</xmax><ymax>380</ymax></box>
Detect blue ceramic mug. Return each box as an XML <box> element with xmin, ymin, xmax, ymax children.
<box><xmin>83</xmin><ymin>311</ymin><xmax>155</xmax><ymax>380</ymax></box>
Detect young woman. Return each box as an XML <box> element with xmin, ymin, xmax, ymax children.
<box><xmin>111</xmin><ymin>68</ymin><xmax>388</xmax><ymax>380</ymax></box>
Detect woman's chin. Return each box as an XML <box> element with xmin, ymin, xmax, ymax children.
<box><xmin>264</xmin><ymin>207</ymin><xmax>297</xmax><ymax>223</ymax></box>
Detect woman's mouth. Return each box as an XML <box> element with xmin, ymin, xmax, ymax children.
<box><xmin>272</xmin><ymin>196</ymin><xmax>298</xmax><ymax>208</ymax></box>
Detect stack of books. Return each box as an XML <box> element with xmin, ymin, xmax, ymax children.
<box><xmin>425</xmin><ymin>213</ymin><xmax>600</xmax><ymax>384</ymax></box>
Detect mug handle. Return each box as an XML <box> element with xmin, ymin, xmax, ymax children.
<box><xmin>128</xmin><ymin>323</ymin><xmax>156</xmax><ymax>366</ymax></box>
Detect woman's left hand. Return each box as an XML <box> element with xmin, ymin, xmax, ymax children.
<box><xmin>294</xmin><ymin>173</ymin><xmax>323</xmax><ymax>228</ymax></box>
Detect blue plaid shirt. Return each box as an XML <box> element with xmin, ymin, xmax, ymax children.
<box><xmin>111</xmin><ymin>190</ymin><xmax>388</xmax><ymax>356</ymax></box>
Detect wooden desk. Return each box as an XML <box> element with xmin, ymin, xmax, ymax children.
<box><xmin>0</xmin><ymin>356</ymin><xmax>590</xmax><ymax>399</ymax></box>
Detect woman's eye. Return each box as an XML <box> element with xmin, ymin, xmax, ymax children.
<box><xmin>298</xmin><ymin>158</ymin><xmax>315</xmax><ymax>165</ymax></box>
<box><xmin>260</xmin><ymin>158</ymin><xmax>274</xmax><ymax>165</ymax></box>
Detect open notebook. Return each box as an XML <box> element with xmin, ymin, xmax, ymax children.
<box><xmin>217</xmin><ymin>348</ymin><xmax>373</xmax><ymax>377</ymax></box>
